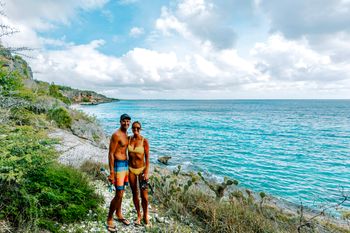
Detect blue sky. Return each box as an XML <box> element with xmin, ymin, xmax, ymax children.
<box><xmin>1</xmin><ymin>0</ymin><xmax>350</xmax><ymax>99</ymax></box>
<box><xmin>38</xmin><ymin>0</ymin><xmax>168</xmax><ymax>56</ymax></box>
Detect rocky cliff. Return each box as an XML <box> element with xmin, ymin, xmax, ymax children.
<box><xmin>59</xmin><ymin>86</ymin><xmax>118</xmax><ymax>104</ymax></box>
<box><xmin>0</xmin><ymin>47</ymin><xmax>33</xmax><ymax>80</ymax></box>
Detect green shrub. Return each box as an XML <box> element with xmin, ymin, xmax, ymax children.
<box><xmin>0</xmin><ymin>181</ymin><xmax>40</xmax><ymax>231</ymax></box>
<box><xmin>26</xmin><ymin>164</ymin><xmax>104</xmax><ymax>222</ymax></box>
<box><xmin>48</xmin><ymin>107</ymin><xmax>72</xmax><ymax>129</ymax></box>
<box><xmin>0</xmin><ymin>124</ymin><xmax>104</xmax><ymax>232</ymax></box>
<box><xmin>70</xmin><ymin>109</ymin><xmax>97</xmax><ymax>123</ymax></box>
<box><xmin>79</xmin><ymin>160</ymin><xmax>108</xmax><ymax>181</ymax></box>
<box><xmin>82</xmin><ymin>96</ymin><xmax>90</xmax><ymax>102</ymax></box>
<box><xmin>0</xmin><ymin>124</ymin><xmax>57</xmax><ymax>229</ymax></box>
<box><xmin>0</xmin><ymin>69</ymin><xmax>23</xmax><ymax>95</ymax></box>
<box><xmin>49</xmin><ymin>83</ymin><xmax>71</xmax><ymax>105</ymax></box>
<box><xmin>0</xmin><ymin>125</ymin><xmax>57</xmax><ymax>183</ymax></box>
<box><xmin>0</xmin><ymin>164</ymin><xmax>104</xmax><ymax>232</ymax></box>
<box><xmin>9</xmin><ymin>107</ymin><xmax>46</xmax><ymax>126</ymax></box>
<box><xmin>342</xmin><ymin>211</ymin><xmax>350</xmax><ymax>220</ymax></box>
<box><xmin>150</xmin><ymin>168</ymin><xmax>297</xmax><ymax>233</ymax></box>
<box><xmin>33</xmin><ymin>80</ymin><xmax>50</xmax><ymax>96</ymax></box>
<box><xmin>13</xmin><ymin>87</ymin><xmax>37</xmax><ymax>101</ymax></box>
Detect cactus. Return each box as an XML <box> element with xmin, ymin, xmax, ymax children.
<box><xmin>173</xmin><ymin>165</ymin><xmax>181</xmax><ymax>176</ymax></box>
<box><xmin>183</xmin><ymin>179</ymin><xmax>193</xmax><ymax>193</ymax></box>
<box><xmin>246</xmin><ymin>189</ymin><xmax>255</xmax><ymax>204</ymax></box>
<box><xmin>230</xmin><ymin>190</ymin><xmax>244</xmax><ymax>200</ymax></box>
<box><xmin>198</xmin><ymin>172</ymin><xmax>239</xmax><ymax>201</ymax></box>
<box><xmin>259</xmin><ymin>192</ymin><xmax>266</xmax><ymax>199</ymax></box>
<box><xmin>259</xmin><ymin>192</ymin><xmax>266</xmax><ymax>214</ymax></box>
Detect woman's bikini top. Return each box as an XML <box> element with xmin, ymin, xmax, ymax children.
<box><xmin>128</xmin><ymin>136</ymin><xmax>144</xmax><ymax>154</ymax></box>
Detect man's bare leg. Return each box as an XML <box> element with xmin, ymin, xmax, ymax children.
<box><xmin>115</xmin><ymin>190</ymin><xmax>125</xmax><ymax>218</ymax></box>
<box><xmin>107</xmin><ymin>190</ymin><xmax>124</xmax><ymax>224</ymax></box>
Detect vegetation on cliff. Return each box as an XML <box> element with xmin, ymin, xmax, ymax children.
<box><xmin>0</xmin><ymin>47</ymin><xmax>105</xmax><ymax>232</ymax></box>
<box><xmin>57</xmin><ymin>85</ymin><xmax>118</xmax><ymax>104</ymax></box>
<box><xmin>149</xmin><ymin>166</ymin><xmax>350</xmax><ymax>233</ymax></box>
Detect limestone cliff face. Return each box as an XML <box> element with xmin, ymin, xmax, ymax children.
<box><xmin>0</xmin><ymin>48</ymin><xmax>33</xmax><ymax>80</ymax></box>
<box><xmin>59</xmin><ymin>86</ymin><xmax>118</xmax><ymax>104</ymax></box>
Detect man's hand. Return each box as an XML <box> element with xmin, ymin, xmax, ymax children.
<box><xmin>108</xmin><ymin>173</ymin><xmax>114</xmax><ymax>183</ymax></box>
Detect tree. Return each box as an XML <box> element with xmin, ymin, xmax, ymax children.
<box><xmin>0</xmin><ymin>1</ymin><xmax>32</xmax><ymax>57</ymax></box>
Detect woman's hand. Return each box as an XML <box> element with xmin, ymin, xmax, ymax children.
<box><xmin>143</xmin><ymin>170</ymin><xmax>149</xmax><ymax>180</ymax></box>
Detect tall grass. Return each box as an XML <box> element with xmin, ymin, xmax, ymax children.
<box><xmin>149</xmin><ymin>167</ymin><xmax>348</xmax><ymax>233</ymax></box>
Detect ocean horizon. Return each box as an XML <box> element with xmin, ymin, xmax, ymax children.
<box><xmin>77</xmin><ymin>99</ymin><xmax>350</xmax><ymax>214</ymax></box>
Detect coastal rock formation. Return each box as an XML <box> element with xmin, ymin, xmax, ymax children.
<box><xmin>49</xmin><ymin>129</ymin><xmax>108</xmax><ymax>167</ymax></box>
<box><xmin>70</xmin><ymin>118</ymin><xmax>109</xmax><ymax>149</ymax></box>
<box><xmin>59</xmin><ymin>86</ymin><xmax>118</xmax><ymax>104</ymax></box>
<box><xmin>158</xmin><ymin>156</ymin><xmax>172</xmax><ymax>165</ymax></box>
<box><xmin>0</xmin><ymin>49</ymin><xmax>33</xmax><ymax>80</ymax></box>
<box><xmin>0</xmin><ymin>95</ymin><xmax>67</xmax><ymax>114</ymax></box>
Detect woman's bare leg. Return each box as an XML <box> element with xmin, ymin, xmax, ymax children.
<box><xmin>129</xmin><ymin>172</ymin><xmax>141</xmax><ymax>224</ymax></box>
<box><xmin>140</xmin><ymin>182</ymin><xmax>149</xmax><ymax>224</ymax></box>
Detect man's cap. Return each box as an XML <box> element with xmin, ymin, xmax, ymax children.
<box><xmin>120</xmin><ymin>113</ymin><xmax>131</xmax><ymax>121</ymax></box>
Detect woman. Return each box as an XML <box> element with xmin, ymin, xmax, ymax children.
<box><xmin>128</xmin><ymin>121</ymin><xmax>150</xmax><ymax>226</ymax></box>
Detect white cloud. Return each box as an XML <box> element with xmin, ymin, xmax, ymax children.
<box><xmin>30</xmin><ymin>39</ymin><xmax>256</xmax><ymax>92</ymax></box>
<box><xmin>156</xmin><ymin>7</ymin><xmax>191</xmax><ymax>38</ymax></box>
<box><xmin>156</xmin><ymin>0</ymin><xmax>236</xmax><ymax>50</ymax></box>
<box><xmin>26</xmin><ymin>33</ymin><xmax>350</xmax><ymax>98</ymax></box>
<box><xmin>129</xmin><ymin>27</ymin><xmax>144</xmax><ymax>38</ymax></box>
<box><xmin>251</xmin><ymin>34</ymin><xmax>349</xmax><ymax>83</ymax></box>
<box><xmin>0</xmin><ymin>15</ymin><xmax>42</xmax><ymax>49</ymax></box>
<box><xmin>177</xmin><ymin>0</ymin><xmax>212</xmax><ymax>18</ymax></box>
<box><xmin>33</xmin><ymin>40</ymin><xmax>122</xmax><ymax>87</ymax></box>
<box><xmin>2</xmin><ymin>0</ymin><xmax>350</xmax><ymax>99</ymax></box>
<box><xmin>3</xmin><ymin>0</ymin><xmax>109</xmax><ymax>30</ymax></box>
<box><xmin>257</xmin><ymin>0</ymin><xmax>350</xmax><ymax>38</ymax></box>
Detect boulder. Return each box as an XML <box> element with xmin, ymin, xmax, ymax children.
<box><xmin>157</xmin><ymin>156</ymin><xmax>172</xmax><ymax>165</ymax></box>
<box><xmin>70</xmin><ymin>119</ymin><xmax>109</xmax><ymax>149</ymax></box>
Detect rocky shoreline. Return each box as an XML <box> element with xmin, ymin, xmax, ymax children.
<box><xmin>48</xmin><ymin>127</ymin><xmax>350</xmax><ymax>233</ymax></box>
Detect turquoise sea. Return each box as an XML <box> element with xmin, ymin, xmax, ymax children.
<box><xmin>77</xmin><ymin>100</ymin><xmax>350</xmax><ymax>212</ymax></box>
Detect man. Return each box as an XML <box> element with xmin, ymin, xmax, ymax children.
<box><xmin>106</xmin><ymin>113</ymin><xmax>131</xmax><ymax>232</ymax></box>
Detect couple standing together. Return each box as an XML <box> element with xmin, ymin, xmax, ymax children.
<box><xmin>106</xmin><ymin>113</ymin><xmax>150</xmax><ymax>232</ymax></box>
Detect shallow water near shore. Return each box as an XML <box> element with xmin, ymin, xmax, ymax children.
<box><xmin>77</xmin><ymin>99</ymin><xmax>350</xmax><ymax>214</ymax></box>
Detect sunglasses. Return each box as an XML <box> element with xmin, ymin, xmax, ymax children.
<box><xmin>132</xmin><ymin>127</ymin><xmax>141</xmax><ymax>131</ymax></box>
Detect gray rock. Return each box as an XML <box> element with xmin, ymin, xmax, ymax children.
<box><xmin>48</xmin><ymin>129</ymin><xmax>108</xmax><ymax>167</ymax></box>
<box><xmin>155</xmin><ymin>216</ymin><xmax>165</xmax><ymax>223</ymax></box>
<box><xmin>70</xmin><ymin>119</ymin><xmax>109</xmax><ymax>149</ymax></box>
<box><xmin>157</xmin><ymin>156</ymin><xmax>172</xmax><ymax>165</ymax></box>
<box><xmin>31</xmin><ymin>96</ymin><xmax>67</xmax><ymax>113</ymax></box>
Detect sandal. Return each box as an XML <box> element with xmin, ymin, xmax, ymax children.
<box><xmin>106</xmin><ymin>224</ymin><xmax>117</xmax><ymax>232</ymax></box>
<box><xmin>134</xmin><ymin>219</ymin><xmax>142</xmax><ymax>227</ymax></box>
<box><xmin>143</xmin><ymin>218</ymin><xmax>152</xmax><ymax>227</ymax></box>
<box><xmin>115</xmin><ymin>218</ymin><xmax>130</xmax><ymax>226</ymax></box>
